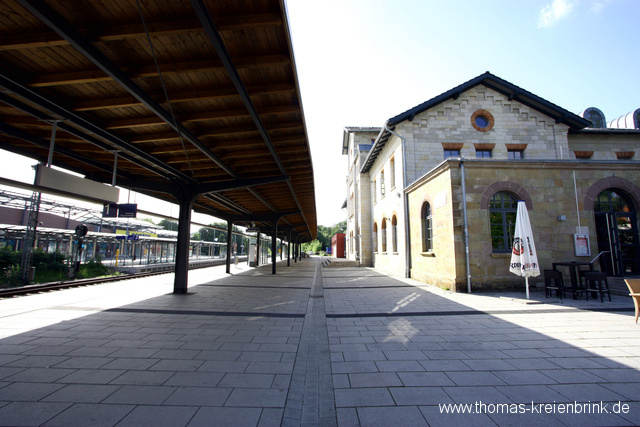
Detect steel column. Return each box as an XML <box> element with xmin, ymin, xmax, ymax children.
<box><xmin>173</xmin><ymin>184</ymin><xmax>195</xmax><ymax>294</ymax></box>
<box><xmin>272</xmin><ymin>221</ymin><xmax>279</xmax><ymax>275</ymax></box>
<box><xmin>225</xmin><ymin>220</ymin><xmax>233</xmax><ymax>274</ymax></box>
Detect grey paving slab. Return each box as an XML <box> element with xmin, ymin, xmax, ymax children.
<box><xmin>102</xmin><ymin>384</ymin><xmax>177</xmax><ymax>405</ymax></box>
<box><xmin>150</xmin><ymin>358</ymin><xmax>204</xmax><ymax>371</ymax></box>
<box><xmin>163</xmin><ymin>371</ymin><xmax>223</xmax><ymax>387</ymax></box>
<box><xmin>217</xmin><ymin>373</ymin><xmax>275</xmax><ymax>388</ymax></box>
<box><xmin>389</xmin><ymin>386</ymin><xmax>454</xmax><ymax>406</ymax></box>
<box><xmin>56</xmin><ymin>368</ymin><xmax>126</xmax><ymax>385</ymax></box>
<box><xmin>0</xmin><ymin>382</ymin><xmax>65</xmax><ymax>401</ymax></box>
<box><xmin>187</xmin><ymin>407</ymin><xmax>262</xmax><ymax>427</ymax></box>
<box><xmin>225</xmin><ymin>387</ymin><xmax>288</xmax><ymax>407</ymax></box>
<box><xmin>334</xmin><ymin>387</ymin><xmax>395</xmax><ymax>407</ymax></box>
<box><xmin>109</xmin><ymin>370</ymin><xmax>174</xmax><ymax>386</ymax></box>
<box><xmin>347</xmin><ymin>372</ymin><xmax>402</xmax><ymax>388</ymax></box>
<box><xmin>397</xmin><ymin>371</ymin><xmax>455</xmax><ymax>387</ymax></box>
<box><xmin>0</xmin><ymin>401</ymin><xmax>73</xmax><ymax>426</ymax></box>
<box><xmin>418</xmin><ymin>405</ymin><xmax>498</xmax><ymax>427</ymax></box>
<box><xmin>356</xmin><ymin>406</ymin><xmax>428</xmax><ymax>426</ymax></box>
<box><xmin>41</xmin><ymin>383</ymin><xmax>121</xmax><ymax>403</ymax></box>
<box><xmin>43</xmin><ymin>403</ymin><xmax>134</xmax><ymax>427</ymax></box>
<box><xmin>4</xmin><ymin>367</ymin><xmax>75</xmax><ymax>383</ymax></box>
<box><xmin>115</xmin><ymin>405</ymin><xmax>198</xmax><ymax>427</ymax></box>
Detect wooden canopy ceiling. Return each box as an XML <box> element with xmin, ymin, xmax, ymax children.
<box><xmin>0</xmin><ymin>0</ymin><xmax>317</xmax><ymax>241</ymax></box>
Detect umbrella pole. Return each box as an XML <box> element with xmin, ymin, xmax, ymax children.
<box><xmin>525</xmin><ymin>277</ymin><xmax>530</xmax><ymax>299</ymax></box>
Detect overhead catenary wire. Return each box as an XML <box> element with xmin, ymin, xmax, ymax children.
<box><xmin>135</xmin><ymin>0</ymin><xmax>196</xmax><ymax>181</ymax></box>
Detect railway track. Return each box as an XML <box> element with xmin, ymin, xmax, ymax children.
<box><xmin>0</xmin><ymin>259</ymin><xmax>234</xmax><ymax>298</ymax></box>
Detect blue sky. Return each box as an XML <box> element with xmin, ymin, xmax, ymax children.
<box><xmin>1</xmin><ymin>0</ymin><xmax>638</xmax><ymax>230</ymax></box>
<box><xmin>285</xmin><ymin>0</ymin><xmax>640</xmax><ymax>226</ymax></box>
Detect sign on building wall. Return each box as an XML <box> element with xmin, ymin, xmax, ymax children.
<box><xmin>574</xmin><ymin>233</ymin><xmax>591</xmax><ymax>257</ymax></box>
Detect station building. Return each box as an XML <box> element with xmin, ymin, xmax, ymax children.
<box><xmin>343</xmin><ymin>72</ymin><xmax>640</xmax><ymax>292</ymax></box>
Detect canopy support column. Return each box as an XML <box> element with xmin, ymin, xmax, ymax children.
<box><xmin>225</xmin><ymin>220</ymin><xmax>233</xmax><ymax>274</ymax></box>
<box><xmin>287</xmin><ymin>230</ymin><xmax>292</xmax><ymax>266</ymax></box>
<box><xmin>256</xmin><ymin>232</ymin><xmax>261</xmax><ymax>267</ymax></box>
<box><xmin>271</xmin><ymin>220</ymin><xmax>279</xmax><ymax>275</ymax></box>
<box><xmin>173</xmin><ymin>184</ymin><xmax>195</xmax><ymax>294</ymax></box>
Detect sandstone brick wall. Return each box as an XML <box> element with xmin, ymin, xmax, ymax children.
<box><xmin>398</xmin><ymin>86</ymin><xmax>569</xmax><ymax>185</ymax></box>
<box><xmin>407</xmin><ymin>160</ymin><xmax>640</xmax><ymax>291</ymax></box>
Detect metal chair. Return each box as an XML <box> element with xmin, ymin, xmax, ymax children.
<box><xmin>584</xmin><ymin>272</ymin><xmax>611</xmax><ymax>303</ymax></box>
<box><xmin>578</xmin><ymin>251</ymin><xmax>610</xmax><ymax>288</ymax></box>
<box><xmin>544</xmin><ymin>269</ymin><xmax>565</xmax><ymax>299</ymax></box>
<box><xmin>624</xmin><ymin>279</ymin><xmax>640</xmax><ymax>323</ymax></box>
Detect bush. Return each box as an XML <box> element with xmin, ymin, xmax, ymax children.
<box><xmin>77</xmin><ymin>259</ymin><xmax>113</xmax><ymax>279</ymax></box>
<box><xmin>0</xmin><ymin>246</ymin><xmax>20</xmax><ymax>271</ymax></box>
<box><xmin>1</xmin><ymin>265</ymin><xmax>22</xmax><ymax>288</ymax></box>
<box><xmin>1</xmin><ymin>246</ymin><xmax>22</xmax><ymax>287</ymax></box>
<box><xmin>32</xmin><ymin>249</ymin><xmax>68</xmax><ymax>283</ymax></box>
<box><xmin>0</xmin><ymin>248</ymin><xmax>115</xmax><ymax>285</ymax></box>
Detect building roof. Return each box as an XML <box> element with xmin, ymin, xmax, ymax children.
<box><xmin>342</xmin><ymin>127</ymin><xmax>381</xmax><ymax>155</ymax></box>
<box><xmin>607</xmin><ymin>109</ymin><xmax>640</xmax><ymax>129</ymax></box>
<box><xmin>362</xmin><ymin>71</ymin><xmax>592</xmax><ymax>173</ymax></box>
<box><xmin>0</xmin><ymin>0</ymin><xmax>316</xmax><ymax>241</ymax></box>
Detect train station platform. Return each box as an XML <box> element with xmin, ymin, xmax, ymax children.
<box><xmin>0</xmin><ymin>257</ymin><xmax>639</xmax><ymax>426</ymax></box>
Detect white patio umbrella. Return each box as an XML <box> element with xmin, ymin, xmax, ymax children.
<box><xmin>509</xmin><ymin>200</ymin><xmax>540</xmax><ymax>299</ymax></box>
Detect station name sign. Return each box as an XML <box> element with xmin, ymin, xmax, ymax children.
<box><xmin>103</xmin><ymin>203</ymin><xmax>138</xmax><ymax>218</ymax></box>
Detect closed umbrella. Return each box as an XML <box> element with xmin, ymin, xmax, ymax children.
<box><xmin>509</xmin><ymin>200</ymin><xmax>540</xmax><ymax>299</ymax></box>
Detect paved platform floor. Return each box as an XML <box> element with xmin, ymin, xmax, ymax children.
<box><xmin>0</xmin><ymin>257</ymin><xmax>638</xmax><ymax>426</ymax></box>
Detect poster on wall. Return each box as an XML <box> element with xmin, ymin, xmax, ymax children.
<box><xmin>574</xmin><ymin>233</ymin><xmax>591</xmax><ymax>257</ymax></box>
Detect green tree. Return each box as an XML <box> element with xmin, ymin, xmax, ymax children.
<box><xmin>158</xmin><ymin>219</ymin><xmax>178</xmax><ymax>231</ymax></box>
<box><xmin>302</xmin><ymin>239</ymin><xmax>322</xmax><ymax>254</ymax></box>
<box><xmin>313</xmin><ymin>221</ymin><xmax>347</xmax><ymax>252</ymax></box>
<box><xmin>0</xmin><ymin>246</ymin><xmax>20</xmax><ymax>271</ymax></box>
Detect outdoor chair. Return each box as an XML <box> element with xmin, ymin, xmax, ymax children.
<box><xmin>584</xmin><ymin>271</ymin><xmax>611</xmax><ymax>303</ymax></box>
<box><xmin>577</xmin><ymin>264</ymin><xmax>593</xmax><ymax>288</ymax></box>
<box><xmin>624</xmin><ymin>279</ymin><xmax>640</xmax><ymax>324</ymax></box>
<box><xmin>544</xmin><ymin>269</ymin><xmax>565</xmax><ymax>299</ymax></box>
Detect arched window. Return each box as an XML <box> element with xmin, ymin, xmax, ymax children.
<box><xmin>391</xmin><ymin>215</ymin><xmax>398</xmax><ymax>253</ymax></box>
<box><xmin>349</xmin><ymin>231</ymin><xmax>354</xmax><ymax>253</ymax></box>
<box><xmin>595</xmin><ymin>189</ymin><xmax>633</xmax><ymax>213</ymax></box>
<box><xmin>582</xmin><ymin>107</ymin><xmax>606</xmax><ymax>129</ymax></box>
<box><xmin>490</xmin><ymin>191</ymin><xmax>518</xmax><ymax>252</ymax></box>
<box><xmin>381</xmin><ymin>218</ymin><xmax>387</xmax><ymax>253</ymax></box>
<box><xmin>422</xmin><ymin>202</ymin><xmax>433</xmax><ymax>252</ymax></box>
<box><xmin>373</xmin><ymin>222</ymin><xmax>378</xmax><ymax>253</ymax></box>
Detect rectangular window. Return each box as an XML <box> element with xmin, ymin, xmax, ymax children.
<box><xmin>380</xmin><ymin>169</ymin><xmax>385</xmax><ymax>197</ymax></box>
<box><xmin>444</xmin><ymin>149</ymin><xmax>460</xmax><ymax>159</ymax></box>
<box><xmin>476</xmin><ymin>150</ymin><xmax>492</xmax><ymax>159</ymax></box>
<box><xmin>390</xmin><ymin>157</ymin><xmax>396</xmax><ymax>189</ymax></box>
<box><xmin>508</xmin><ymin>150</ymin><xmax>524</xmax><ymax>159</ymax></box>
<box><xmin>373</xmin><ymin>179</ymin><xmax>377</xmax><ymax>203</ymax></box>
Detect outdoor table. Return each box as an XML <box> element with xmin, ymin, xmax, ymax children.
<box><xmin>552</xmin><ymin>261</ymin><xmax>593</xmax><ymax>299</ymax></box>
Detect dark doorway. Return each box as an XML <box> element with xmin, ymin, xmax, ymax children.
<box><xmin>594</xmin><ymin>189</ymin><xmax>640</xmax><ymax>276</ymax></box>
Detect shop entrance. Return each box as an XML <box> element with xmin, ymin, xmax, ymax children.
<box><xmin>594</xmin><ymin>189</ymin><xmax>640</xmax><ymax>276</ymax></box>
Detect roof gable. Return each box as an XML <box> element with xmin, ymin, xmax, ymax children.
<box><xmin>389</xmin><ymin>71</ymin><xmax>590</xmax><ymax>130</ymax></box>
<box><xmin>361</xmin><ymin>71</ymin><xmax>591</xmax><ymax>173</ymax></box>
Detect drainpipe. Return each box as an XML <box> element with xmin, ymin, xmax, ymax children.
<box><xmin>384</xmin><ymin>123</ymin><xmax>411</xmax><ymax>278</ymax></box>
<box><xmin>460</xmin><ymin>159</ymin><xmax>472</xmax><ymax>293</ymax></box>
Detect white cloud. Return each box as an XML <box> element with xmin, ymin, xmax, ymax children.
<box><xmin>538</xmin><ymin>0</ymin><xmax>576</xmax><ymax>28</ymax></box>
<box><xmin>589</xmin><ymin>0</ymin><xmax>614</xmax><ymax>13</ymax></box>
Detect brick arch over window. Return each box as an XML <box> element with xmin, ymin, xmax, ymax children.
<box><xmin>584</xmin><ymin>176</ymin><xmax>640</xmax><ymax>212</ymax></box>
<box><xmin>480</xmin><ymin>181</ymin><xmax>533</xmax><ymax>210</ymax></box>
